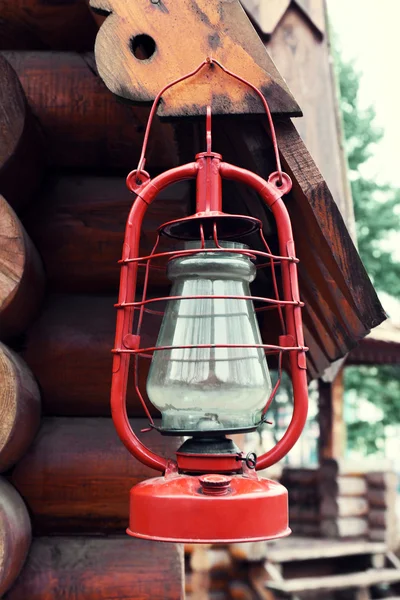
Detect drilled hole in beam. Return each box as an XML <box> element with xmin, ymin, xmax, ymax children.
<box><xmin>130</xmin><ymin>34</ymin><xmax>157</xmax><ymax>60</ymax></box>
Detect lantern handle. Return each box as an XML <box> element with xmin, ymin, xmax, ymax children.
<box><xmin>135</xmin><ymin>58</ymin><xmax>283</xmax><ymax>185</ymax></box>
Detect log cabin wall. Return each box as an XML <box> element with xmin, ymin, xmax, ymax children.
<box><xmin>0</xmin><ymin>1</ymin><xmax>387</xmax><ymax>598</ymax></box>
<box><xmin>0</xmin><ymin>3</ymin><xmax>185</xmax><ymax>598</ymax></box>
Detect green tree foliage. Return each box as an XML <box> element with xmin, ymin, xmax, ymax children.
<box><xmin>338</xmin><ymin>59</ymin><xmax>400</xmax><ymax>296</ymax></box>
<box><xmin>335</xmin><ymin>54</ymin><xmax>400</xmax><ymax>453</ymax></box>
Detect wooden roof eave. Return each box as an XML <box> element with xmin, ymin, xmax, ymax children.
<box><xmin>190</xmin><ymin>115</ymin><xmax>386</xmax><ymax>379</ymax></box>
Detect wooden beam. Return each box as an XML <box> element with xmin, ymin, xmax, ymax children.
<box><xmin>0</xmin><ymin>55</ymin><xmax>44</xmax><ymax>210</ymax></box>
<box><xmin>0</xmin><ymin>1</ymin><xmax>98</xmax><ymax>52</ymax></box>
<box><xmin>4</xmin><ymin>536</ymin><xmax>184</xmax><ymax>600</ymax></box>
<box><xmin>2</xmin><ymin>51</ymin><xmax>177</xmax><ymax>171</ymax></box>
<box><xmin>23</xmin><ymin>176</ymin><xmax>191</xmax><ymax>293</ymax></box>
<box><xmin>22</xmin><ymin>294</ymin><xmax>162</xmax><ymax>416</ymax></box>
<box><xmin>90</xmin><ymin>0</ymin><xmax>300</xmax><ymax>117</ymax></box>
<box><xmin>11</xmin><ymin>418</ymin><xmax>181</xmax><ymax>534</ymax></box>
<box><xmin>0</xmin><ymin>478</ymin><xmax>31</xmax><ymax>597</ymax></box>
<box><xmin>0</xmin><ymin>196</ymin><xmax>45</xmax><ymax>340</ymax></box>
<box><xmin>0</xmin><ymin>344</ymin><xmax>40</xmax><ymax>473</ymax></box>
<box><xmin>318</xmin><ymin>368</ymin><xmax>345</xmax><ymax>461</ymax></box>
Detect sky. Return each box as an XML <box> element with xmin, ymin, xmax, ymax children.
<box><xmin>327</xmin><ymin>0</ymin><xmax>400</xmax><ymax>321</ymax></box>
<box><xmin>327</xmin><ymin>0</ymin><xmax>400</xmax><ymax>189</ymax></box>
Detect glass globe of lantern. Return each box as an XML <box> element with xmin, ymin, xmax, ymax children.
<box><xmin>146</xmin><ymin>241</ymin><xmax>273</xmax><ymax>434</ymax></box>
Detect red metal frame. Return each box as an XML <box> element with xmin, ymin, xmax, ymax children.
<box><xmin>111</xmin><ymin>59</ymin><xmax>308</xmax><ymax>487</ymax></box>
<box><xmin>112</xmin><ymin>152</ymin><xmax>308</xmax><ymax>473</ymax></box>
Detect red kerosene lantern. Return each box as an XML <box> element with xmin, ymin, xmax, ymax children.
<box><xmin>112</xmin><ymin>59</ymin><xmax>308</xmax><ymax>543</ymax></box>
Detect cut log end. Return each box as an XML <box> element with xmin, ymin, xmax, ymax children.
<box><xmin>0</xmin><ymin>196</ymin><xmax>45</xmax><ymax>340</ymax></box>
<box><xmin>0</xmin><ymin>478</ymin><xmax>31</xmax><ymax>596</ymax></box>
<box><xmin>0</xmin><ymin>344</ymin><xmax>41</xmax><ymax>473</ymax></box>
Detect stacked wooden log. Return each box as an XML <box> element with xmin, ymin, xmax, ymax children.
<box><xmin>0</xmin><ymin>55</ymin><xmax>44</xmax><ymax>597</ymax></box>
<box><xmin>319</xmin><ymin>460</ymin><xmax>369</xmax><ymax>539</ymax></box>
<box><xmin>281</xmin><ymin>467</ymin><xmax>321</xmax><ymax>537</ymax></box>
<box><xmin>0</xmin><ymin>45</ymin><xmax>185</xmax><ymax>600</ymax></box>
<box><xmin>367</xmin><ymin>471</ymin><xmax>399</xmax><ymax>550</ymax></box>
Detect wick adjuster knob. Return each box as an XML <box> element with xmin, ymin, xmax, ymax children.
<box><xmin>199</xmin><ymin>474</ymin><xmax>232</xmax><ymax>496</ymax></box>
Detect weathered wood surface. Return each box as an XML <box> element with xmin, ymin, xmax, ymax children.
<box><xmin>11</xmin><ymin>418</ymin><xmax>181</xmax><ymax>533</ymax></box>
<box><xmin>319</xmin><ymin>475</ymin><xmax>368</xmax><ymax>498</ymax></box>
<box><xmin>0</xmin><ymin>55</ymin><xmax>43</xmax><ymax>209</ymax></box>
<box><xmin>366</xmin><ymin>472</ymin><xmax>398</xmax><ymax>489</ymax></box>
<box><xmin>0</xmin><ymin>478</ymin><xmax>31</xmax><ymax>597</ymax></box>
<box><xmin>2</xmin><ymin>51</ymin><xmax>177</xmax><ymax>171</ymax></box>
<box><xmin>274</xmin><ymin>121</ymin><xmax>385</xmax><ymax>357</ymax></box>
<box><xmin>23</xmin><ymin>176</ymin><xmax>191</xmax><ymax>293</ymax></box>
<box><xmin>320</xmin><ymin>459</ymin><xmax>393</xmax><ymax>479</ymax></box>
<box><xmin>242</xmin><ymin>0</ymin><xmax>325</xmax><ymax>37</ymax></box>
<box><xmin>263</xmin><ymin>537</ymin><xmax>386</xmax><ymax>563</ymax></box>
<box><xmin>266</xmin><ymin>568</ymin><xmax>400</xmax><ymax>594</ymax></box>
<box><xmin>22</xmin><ymin>294</ymin><xmax>161</xmax><ymax>416</ymax></box>
<box><xmin>318</xmin><ymin>369</ymin><xmax>345</xmax><ymax>461</ymax></box>
<box><xmin>320</xmin><ymin>517</ymin><xmax>368</xmax><ymax>539</ymax></box>
<box><xmin>266</xmin><ymin>3</ymin><xmax>355</xmax><ymax>235</ymax></box>
<box><xmin>0</xmin><ymin>344</ymin><xmax>40</xmax><ymax>473</ymax></box>
<box><xmin>4</xmin><ymin>536</ymin><xmax>184</xmax><ymax>600</ymax></box>
<box><xmin>0</xmin><ymin>0</ymin><xmax>98</xmax><ymax>51</ymax></box>
<box><xmin>203</xmin><ymin>116</ymin><xmax>385</xmax><ymax>379</ymax></box>
<box><xmin>0</xmin><ymin>196</ymin><xmax>45</xmax><ymax>340</ymax></box>
<box><xmin>90</xmin><ymin>0</ymin><xmax>300</xmax><ymax>117</ymax></box>
<box><xmin>320</xmin><ymin>496</ymin><xmax>369</xmax><ymax>519</ymax></box>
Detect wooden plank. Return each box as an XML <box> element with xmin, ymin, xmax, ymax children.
<box><xmin>265</xmin><ymin>537</ymin><xmax>386</xmax><ymax>563</ymax></box>
<box><xmin>318</xmin><ymin>368</ymin><xmax>345</xmax><ymax>461</ymax></box>
<box><xmin>0</xmin><ymin>478</ymin><xmax>31</xmax><ymax>597</ymax></box>
<box><xmin>0</xmin><ymin>344</ymin><xmax>40</xmax><ymax>473</ymax></box>
<box><xmin>22</xmin><ymin>294</ymin><xmax>161</xmax><ymax>416</ymax></box>
<box><xmin>320</xmin><ymin>517</ymin><xmax>368</xmax><ymax>538</ymax></box>
<box><xmin>90</xmin><ymin>0</ymin><xmax>300</xmax><ymax>116</ymax></box>
<box><xmin>0</xmin><ymin>196</ymin><xmax>45</xmax><ymax>340</ymax></box>
<box><xmin>367</xmin><ymin>488</ymin><xmax>397</xmax><ymax>509</ymax></box>
<box><xmin>320</xmin><ymin>475</ymin><xmax>368</xmax><ymax>498</ymax></box>
<box><xmin>0</xmin><ymin>55</ymin><xmax>44</xmax><ymax>210</ymax></box>
<box><xmin>4</xmin><ymin>536</ymin><xmax>184</xmax><ymax>600</ymax></box>
<box><xmin>23</xmin><ymin>176</ymin><xmax>191</xmax><ymax>293</ymax></box>
<box><xmin>320</xmin><ymin>496</ymin><xmax>369</xmax><ymax>519</ymax></box>
<box><xmin>267</xmin><ymin>569</ymin><xmax>400</xmax><ymax>593</ymax></box>
<box><xmin>0</xmin><ymin>0</ymin><xmax>97</xmax><ymax>51</ymax></box>
<box><xmin>366</xmin><ymin>472</ymin><xmax>398</xmax><ymax>489</ymax></box>
<box><xmin>241</xmin><ymin>0</ymin><xmax>291</xmax><ymax>36</ymax></box>
<box><xmin>274</xmin><ymin>119</ymin><xmax>385</xmax><ymax>343</ymax></box>
<box><xmin>209</xmin><ymin>115</ymin><xmax>385</xmax><ymax>376</ymax></box>
<box><xmin>2</xmin><ymin>51</ymin><xmax>177</xmax><ymax>171</ymax></box>
<box><xmin>266</xmin><ymin>3</ymin><xmax>353</xmax><ymax>232</ymax></box>
<box><xmin>11</xmin><ymin>418</ymin><xmax>181</xmax><ymax>533</ymax></box>
<box><xmin>320</xmin><ymin>459</ymin><xmax>393</xmax><ymax>479</ymax></box>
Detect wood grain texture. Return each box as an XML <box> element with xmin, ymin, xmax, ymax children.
<box><xmin>0</xmin><ymin>196</ymin><xmax>45</xmax><ymax>340</ymax></box>
<box><xmin>0</xmin><ymin>478</ymin><xmax>31</xmax><ymax>596</ymax></box>
<box><xmin>206</xmin><ymin>115</ymin><xmax>385</xmax><ymax>377</ymax></box>
<box><xmin>4</xmin><ymin>536</ymin><xmax>184</xmax><ymax>600</ymax></box>
<box><xmin>318</xmin><ymin>368</ymin><xmax>345</xmax><ymax>461</ymax></box>
<box><xmin>0</xmin><ymin>0</ymin><xmax>98</xmax><ymax>51</ymax></box>
<box><xmin>90</xmin><ymin>0</ymin><xmax>300</xmax><ymax>116</ymax></box>
<box><xmin>11</xmin><ymin>418</ymin><xmax>181</xmax><ymax>533</ymax></box>
<box><xmin>0</xmin><ymin>344</ymin><xmax>40</xmax><ymax>473</ymax></box>
<box><xmin>2</xmin><ymin>51</ymin><xmax>177</xmax><ymax>171</ymax></box>
<box><xmin>22</xmin><ymin>294</ymin><xmax>162</xmax><ymax>416</ymax></box>
<box><xmin>266</xmin><ymin>3</ymin><xmax>354</xmax><ymax>236</ymax></box>
<box><xmin>0</xmin><ymin>55</ymin><xmax>43</xmax><ymax>209</ymax></box>
<box><xmin>320</xmin><ymin>517</ymin><xmax>368</xmax><ymax>539</ymax></box>
<box><xmin>23</xmin><ymin>176</ymin><xmax>191</xmax><ymax>293</ymax></box>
